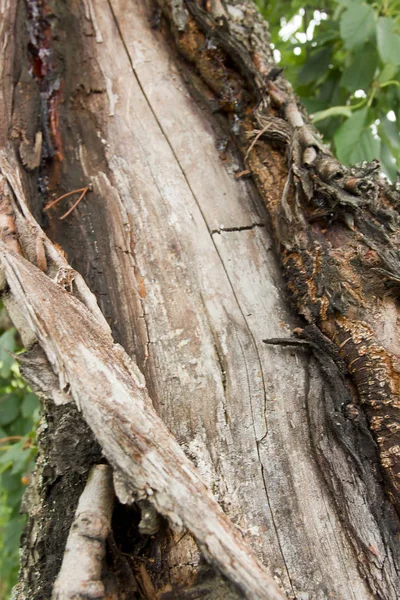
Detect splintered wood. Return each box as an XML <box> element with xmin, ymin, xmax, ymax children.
<box><xmin>2</xmin><ymin>0</ymin><xmax>400</xmax><ymax>598</ymax></box>
<box><xmin>0</xmin><ymin>244</ymin><xmax>284</xmax><ymax>600</ymax></box>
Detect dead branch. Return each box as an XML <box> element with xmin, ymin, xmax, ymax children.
<box><xmin>0</xmin><ymin>242</ymin><xmax>285</xmax><ymax>600</ymax></box>
<box><xmin>52</xmin><ymin>464</ymin><xmax>114</xmax><ymax>600</ymax></box>
<box><xmin>0</xmin><ymin>142</ymin><xmax>285</xmax><ymax>598</ymax></box>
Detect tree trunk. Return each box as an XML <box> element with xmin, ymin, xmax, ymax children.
<box><xmin>1</xmin><ymin>1</ymin><xmax>400</xmax><ymax>599</ymax></box>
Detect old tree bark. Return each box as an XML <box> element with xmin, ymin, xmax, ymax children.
<box><xmin>1</xmin><ymin>0</ymin><xmax>400</xmax><ymax>598</ymax></box>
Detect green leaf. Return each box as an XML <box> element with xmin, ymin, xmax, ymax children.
<box><xmin>378</xmin><ymin>63</ymin><xmax>399</xmax><ymax>84</ymax></box>
<box><xmin>7</xmin><ymin>416</ymin><xmax>29</xmax><ymax>437</ymax></box>
<box><xmin>380</xmin><ymin>142</ymin><xmax>398</xmax><ymax>182</ymax></box>
<box><xmin>377</xmin><ymin>114</ymin><xmax>400</xmax><ymax>181</ymax></box>
<box><xmin>0</xmin><ymin>440</ymin><xmax>30</xmax><ymax>475</ymax></box>
<box><xmin>340</xmin><ymin>3</ymin><xmax>376</xmax><ymax>50</ymax></box>
<box><xmin>340</xmin><ymin>45</ymin><xmax>378</xmax><ymax>92</ymax></box>
<box><xmin>339</xmin><ymin>128</ymin><xmax>381</xmax><ymax>164</ymax></box>
<box><xmin>21</xmin><ymin>393</ymin><xmax>39</xmax><ymax>419</ymax></box>
<box><xmin>312</xmin><ymin>20</ymin><xmax>340</xmax><ymax>46</ymax></box>
<box><xmin>298</xmin><ymin>47</ymin><xmax>332</xmax><ymax>85</ymax></box>
<box><xmin>313</xmin><ymin>105</ymin><xmax>353</xmax><ymax>123</ymax></box>
<box><xmin>0</xmin><ymin>470</ymin><xmax>21</xmax><ymax>492</ymax></box>
<box><xmin>317</xmin><ymin>69</ymin><xmax>347</xmax><ymax>106</ymax></box>
<box><xmin>378</xmin><ymin>113</ymin><xmax>400</xmax><ymax>151</ymax></box>
<box><xmin>334</xmin><ymin>108</ymin><xmax>380</xmax><ymax>164</ymax></box>
<box><xmin>0</xmin><ymin>394</ymin><xmax>21</xmax><ymax>426</ymax></box>
<box><xmin>377</xmin><ymin>17</ymin><xmax>400</xmax><ymax>66</ymax></box>
<box><xmin>319</xmin><ymin>117</ymin><xmax>342</xmax><ymax>142</ymax></box>
<box><xmin>0</xmin><ymin>330</ymin><xmax>16</xmax><ymax>379</ymax></box>
<box><xmin>335</xmin><ymin>0</ymin><xmax>361</xmax><ymax>5</ymax></box>
<box><xmin>3</xmin><ymin>516</ymin><xmax>24</xmax><ymax>546</ymax></box>
<box><xmin>335</xmin><ymin>106</ymin><xmax>367</xmax><ymax>146</ymax></box>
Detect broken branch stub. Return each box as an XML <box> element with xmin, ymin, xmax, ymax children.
<box><xmin>52</xmin><ymin>464</ymin><xmax>114</xmax><ymax>600</ymax></box>
<box><xmin>0</xmin><ymin>244</ymin><xmax>285</xmax><ymax>600</ymax></box>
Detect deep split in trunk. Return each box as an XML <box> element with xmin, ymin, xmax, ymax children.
<box><xmin>0</xmin><ymin>1</ymin><xmax>400</xmax><ymax>599</ymax></box>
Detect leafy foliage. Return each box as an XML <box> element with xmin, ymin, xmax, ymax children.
<box><xmin>257</xmin><ymin>0</ymin><xmax>400</xmax><ymax>180</ymax></box>
<box><xmin>0</xmin><ymin>322</ymin><xmax>39</xmax><ymax>600</ymax></box>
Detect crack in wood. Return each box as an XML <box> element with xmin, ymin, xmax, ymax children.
<box><xmin>154</xmin><ymin>2</ymin><xmax>400</xmax><ymax>595</ymax></box>
<box><xmin>211</xmin><ymin>222</ymin><xmax>265</xmax><ymax>235</ymax></box>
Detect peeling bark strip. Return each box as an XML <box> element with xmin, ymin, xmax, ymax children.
<box><xmin>52</xmin><ymin>465</ymin><xmax>114</xmax><ymax>600</ymax></box>
<box><xmin>161</xmin><ymin>0</ymin><xmax>400</xmax><ymax>513</ymax></box>
<box><xmin>0</xmin><ymin>246</ymin><xmax>284</xmax><ymax>600</ymax></box>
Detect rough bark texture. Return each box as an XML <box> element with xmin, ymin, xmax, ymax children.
<box><xmin>0</xmin><ymin>0</ymin><xmax>400</xmax><ymax>599</ymax></box>
<box><xmin>2</xmin><ymin>242</ymin><xmax>285</xmax><ymax>600</ymax></box>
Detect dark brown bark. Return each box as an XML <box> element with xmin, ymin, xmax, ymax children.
<box><xmin>0</xmin><ymin>1</ymin><xmax>400</xmax><ymax>599</ymax></box>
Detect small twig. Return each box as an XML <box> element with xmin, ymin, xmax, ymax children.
<box><xmin>263</xmin><ymin>337</ymin><xmax>311</xmax><ymax>348</ymax></box>
<box><xmin>59</xmin><ymin>186</ymin><xmax>91</xmax><ymax>220</ymax></box>
<box><xmin>44</xmin><ymin>187</ymin><xmax>88</xmax><ymax>211</ymax></box>
<box><xmin>0</xmin><ymin>435</ymin><xmax>23</xmax><ymax>444</ymax></box>
<box><xmin>44</xmin><ymin>185</ymin><xmax>92</xmax><ymax>220</ymax></box>
<box><xmin>245</xmin><ymin>121</ymin><xmax>276</xmax><ymax>162</ymax></box>
<box><xmin>235</xmin><ymin>169</ymin><xmax>251</xmax><ymax>179</ymax></box>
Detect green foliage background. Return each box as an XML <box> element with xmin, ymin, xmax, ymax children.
<box><xmin>0</xmin><ymin>320</ymin><xmax>39</xmax><ymax>600</ymax></box>
<box><xmin>257</xmin><ymin>0</ymin><xmax>400</xmax><ymax>180</ymax></box>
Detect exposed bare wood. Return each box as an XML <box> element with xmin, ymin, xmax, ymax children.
<box><xmin>0</xmin><ymin>242</ymin><xmax>285</xmax><ymax>600</ymax></box>
<box><xmin>1</xmin><ymin>0</ymin><xmax>400</xmax><ymax>599</ymax></box>
<box><xmin>158</xmin><ymin>1</ymin><xmax>400</xmax><ymax>597</ymax></box>
<box><xmin>52</xmin><ymin>465</ymin><xmax>114</xmax><ymax>600</ymax></box>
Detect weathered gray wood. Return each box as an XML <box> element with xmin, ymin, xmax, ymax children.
<box><xmin>0</xmin><ymin>0</ymin><xmax>399</xmax><ymax>598</ymax></box>
<box><xmin>75</xmin><ymin>1</ymin><xmax>384</xmax><ymax>597</ymax></box>
<box><xmin>1</xmin><ymin>243</ymin><xmax>285</xmax><ymax>600</ymax></box>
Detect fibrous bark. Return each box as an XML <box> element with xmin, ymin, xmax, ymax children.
<box><xmin>1</xmin><ymin>0</ymin><xmax>400</xmax><ymax>599</ymax></box>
